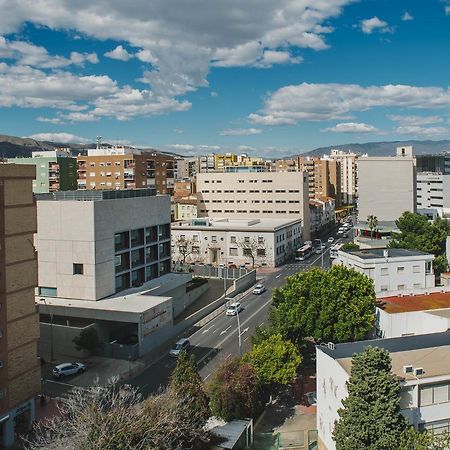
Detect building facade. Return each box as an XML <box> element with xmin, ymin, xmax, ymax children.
<box><xmin>171</xmin><ymin>217</ymin><xmax>302</xmax><ymax>267</ymax></box>
<box><xmin>196</xmin><ymin>171</ymin><xmax>310</xmax><ymax>240</ymax></box>
<box><xmin>174</xmin><ymin>198</ymin><xmax>198</xmax><ymax>221</ymax></box>
<box><xmin>333</xmin><ymin>248</ymin><xmax>435</xmax><ymax>296</ymax></box>
<box><xmin>8</xmin><ymin>149</ymin><xmax>77</xmax><ymax>193</ymax></box>
<box><xmin>309</xmin><ymin>197</ymin><xmax>336</xmax><ymax>238</ymax></box>
<box><xmin>0</xmin><ymin>164</ymin><xmax>41</xmax><ymax>447</ymax></box>
<box><xmin>416</xmin><ymin>172</ymin><xmax>450</xmax><ymax>218</ymax></box>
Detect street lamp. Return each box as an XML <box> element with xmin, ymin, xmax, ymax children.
<box><xmin>41</xmin><ymin>298</ymin><xmax>54</xmax><ymax>362</ymax></box>
<box><xmin>314</xmin><ymin>239</ymin><xmax>324</xmax><ymax>267</ymax></box>
<box><xmin>235</xmin><ymin>308</ymin><xmax>242</xmax><ymax>356</ymax></box>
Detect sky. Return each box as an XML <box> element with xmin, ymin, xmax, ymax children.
<box><xmin>1</xmin><ymin>0</ymin><xmax>450</xmax><ymax>158</ymax></box>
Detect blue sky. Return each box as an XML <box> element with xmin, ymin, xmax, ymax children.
<box><xmin>1</xmin><ymin>0</ymin><xmax>450</xmax><ymax>158</ymax></box>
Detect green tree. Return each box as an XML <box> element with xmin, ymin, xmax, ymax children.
<box><xmin>333</xmin><ymin>347</ymin><xmax>406</xmax><ymax>450</ymax></box>
<box><xmin>269</xmin><ymin>265</ymin><xmax>376</xmax><ymax>344</ymax></box>
<box><xmin>73</xmin><ymin>328</ymin><xmax>100</xmax><ymax>353</ymax></box>
<box><xmin>367</xmin><ymin>214</ymin><xmax>378</xmax><ymax>239</ymax></box>
<box><xmin>243</xmin><ymin>334</ymin><xmax>302</xmax><ymax>385</ymax></box>
<box><xmin>208</xmin><ymin>357</ymin><xmax>261</xmax><ymax>421</ymax></box>
<box><xmin>341</xmin><ymin>242</ymin><xmax>360</xmax><ymax>251</ymax></box>
<box><xmin>399</xmin><ymin>426</ymin><xmax>450</xmax><ymax>450</ymax></box>
<box><xmin>170</xmin><ymin>351</ymin><xmax>210</xmax><ymax>421</ymax></box>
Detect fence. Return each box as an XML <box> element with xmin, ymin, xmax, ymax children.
<box><xmin>253</xmin><ymin>430</ymin><xmax>318</xmax><ymax>450</ymax></box>
<box><xmin>174</xmin><ymin>264</ymin><xmax>249</xmax><ymax>279</ymax></box>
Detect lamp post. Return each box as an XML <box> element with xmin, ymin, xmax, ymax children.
<box><xmin>314</xmin><ymin>238</ymin><xmax>324</xmax><ymax>267</ymax></box>
<box><xmin>41</xmin><ymin>298</ymin><xmax>54</xmax><ymax>362</ymax></box>
<box><xmin>236</xmin><ymin>308</ymin><xmax>242</xmax><ymax>356</ymax></box>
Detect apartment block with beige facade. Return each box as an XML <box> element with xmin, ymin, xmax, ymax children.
<box><xmin>0</xmin><ymin>164</ymin><xmax>41</xmax><ymax>447</ymax></box>
<box><xmin>196</xmin><ymin>171</ymin><xmax>310</xmax><ymax>240</ymax></box>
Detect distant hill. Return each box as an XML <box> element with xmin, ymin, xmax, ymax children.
<box><xmin>300</xmin><ymin>140</ymin><xmax>450</xmax><ymax>158</ymax></box>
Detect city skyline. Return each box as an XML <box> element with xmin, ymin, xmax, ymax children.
<box><xmin>1</xmin><ymin>0</ymin><xmax>450</xmax><ymax>157</ymax></box>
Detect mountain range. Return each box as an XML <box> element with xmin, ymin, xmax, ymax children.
<box><xmin>1</xmin><ymin>134</ymin><xmax>450</xmax><ymax>159</ymax></box>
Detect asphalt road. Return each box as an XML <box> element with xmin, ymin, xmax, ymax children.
<box><xmin>43</xmin><ymin>224</ymin><xmax>354</xmax><ymax>399</ymax></box>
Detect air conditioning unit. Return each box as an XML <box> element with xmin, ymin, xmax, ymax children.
<box><xmin>414</xmin><ymin>367</ymin><xmax>424</xmax><ymax>376</ymax></box>
<box><xmin>403</xmin><ymin>365</ymin><xmax>413</xmax><ymax>374</ymax></box>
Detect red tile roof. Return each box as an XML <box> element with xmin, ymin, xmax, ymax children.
<box><xmin>377</xmin><ymin>291</ymin><xmax>450</xmax><ymax>314</ymax></box>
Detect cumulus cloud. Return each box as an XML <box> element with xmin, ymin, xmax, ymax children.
<box><xmin>360</xmin><ymin>17</ymin><xmax>393</xmax><ymax>34</ymax></box>
<box><xmin>322</xmin><ymin>122</ymin><xmax>379</xmax><ymax>133</ymax></box>
<box><xmin>249</xmin><ymin>82</ymin><xmax>450</xmax><ymax>126</ymax></box>
<box><xmin>104</xmin><ymin>45</ymin><xmax>131</xmax><ymax>61</ymax></box>
<box><xmin>70</xmin><ymin>51</ymin><xmax>98</xmax><ymax>65</ymax></box>
<box><xmin>220</xmin><ymin>128</ymin><xmax>262</xmax><ymax>136</ymax></box>
<box><xmin>395</xmin><ymin>126</ymin><xmax>450</xmax><ymax>137</ymax></box>
<box><xmin>27</xmin><ymin>132</ymin><xmax>91</xmax><ymax>143</ymax></box>
<box><xmin>388</xmin><ymin>114</ymin><xmax>443</xmax><ymax>126</ymax></box>
<box><xmin>401</xmin><ymin>12</ymin><xmax>413</xmax><ymax>21</ymax></box>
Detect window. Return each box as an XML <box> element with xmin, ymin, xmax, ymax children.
<box><xmin>397</xmin><ymin>284</ymin><xmax>405</xmax><ymax>290</ymax></box>
<box><xmin>39</xmin><ymin>287</ymin><xmax>57</xmax><ymax>297</ymax></box>
<box><xmin>413</xmin><ymin>265</ymin><xmax>420</xmax><ymax>273</ymax></box>
<box><xmin>230</xmin><ymin>236</ymin><xmax>237</xmax><ymax>243</ymax></box>
<box><xmin>420</xmin><ymin>383</ymin><xmax>450</xmax><ymax>406</ymax></box>
<box><xmin>258</xmin><ymin>236</ymin><xmax>264</xmax><ymax>244</ymax></box>
<box><xmin>244</xmin><ymin>236</ymin><xmax>250</xmax><ymax>243</ymax></box>
<box><xmin>397</xmin><ymin>266</ymin><xmax>405</xmax><ymax>273</ymax></box>
<box><xmin>73</xmin><ymin>263</ymin><xmax>84</xmax><ymax>275</ymax></box>
<box><xmin>211</xmin><ymin>236</ymin><xmax>217</xmax><ymax>243</ymax></box>
<box><xmin>257</xmin><ymin>248</ymin><xmax>266</xmax><ymax>256</ymax></box>
<box><xmin>413</xmin><ymin>283</ymin><xmax>421</xmax><ymax>289</ymax></box>
<box><xmin>229</xmin><ymin>248</ymin><xmax>238</xmax><ymax>256</ymax></box>
<box><xmin>380</xmin><ymin>285</ymin><xmax>388</xmax><ymax>292</ymax></box>
<box><xmin>115</xmin><ymin>253</ymin><xmax>129</xmax><ymax>273</ymax></box>
<box><xmin>381</xmin><ymin>267</ymin><xmax>389</xmax><ymax>276</ymax></box>
<box><xmin>243</xmin><ymin>248</ymin><xmax>252</xmax><ymax>256</ymax></box>
<box><xmin>130</xmin><ymin>229</ymin><xmax>144</xmax><ymax>247</ymax></box>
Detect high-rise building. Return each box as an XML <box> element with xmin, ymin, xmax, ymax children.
<box><xmin>416</xmin><ymin>153</ymin><xmax>450</xmax><ymax>174</ymax></box>
<box><xmin>8</xmin><ymin>149</ymin><xmax>77</xmax><ymax>193</ymax></box>
<box><xmin>0</xmin><ymin>164</ymin><xmax>40</xmax><ymax>447</ymax></box>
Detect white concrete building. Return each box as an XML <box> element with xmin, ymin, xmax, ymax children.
<box><xmin>333</xmin><ymin>248</ymin><xmax>435</xmax><ymax>296</ymax></box>
<box><xmin>196</xmin><ymin>171</ymin><xmax>310</xmax><ymax>239</ymax></box>
<box><xmin>317</xmin><ymin>331</ymin><xmax>450</xmax><ymax>450</ymax></box>
<box><xmin>416</xmin><ymin>172</ymin><xmax>450</xmax><ymax>218</ymax></box>
<box><xmin>376</xmin><ymin>291</ymin><xmax>450</xmax><ymax>339</ymax></box>
<box><xmin>357</xmin><ymin>146</ymin><xmax>416</xmax><ymax>224</ymax></box>
<box><xmin>309</xmin><ymin>197</ymin><xmax>335</xmax><ymax>237</ymax></box>
<box><xmin>171</xmin><ymin>217</ymin><xmax>302</xmax><ymax>267</ymax></box>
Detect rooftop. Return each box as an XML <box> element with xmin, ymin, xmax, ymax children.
<box><xmin>35</xmin><ymin>188</ymin><xmax>155</xmax><ymax>201</ymax></box>
<box><xmin>343</xmin><ymin>248</ymin><xmax>431</xmax><ymax>260</ymax></box>
<box><xmin>172</xmin><ymin>217</ymin><xmax>302</xmax><ymax>231</ymax></box>
<box><xmin>377</xmin><ymin>291</ymin><xmax>450</xmax><ymax>313</ymax></box>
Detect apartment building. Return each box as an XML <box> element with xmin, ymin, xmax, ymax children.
<box><xmin>8</xmin><ymin>149</ymin><xmax>77</xmax><ymax>193</ymax></box>
<box><xmin>416</xmin><ymin>172</ymin><xmax>450</xmax><ymax>218</ymax></box>
<box><xmin>196</xmin><ymin>153</ymin><xmax>271</xmax><ymax>173</ymax></box>
<box><xmin>175</xmin><ymin>157</ymin><xmax>196</xmax><ymax>179</ymax></box>
<box><xmin>0</xmin><ymin>164</ymin><xmax>41</xmax><ymax>447</ymax></box>
<box><xmin>357</xmin><ymin>146</ymin><xmax>416</xmax><ymax>224</ymax></box>
<box><xmin>77</xmin><ymin>146</ymin><xmax>175</xmax><ymax>195</ymax></box>
<box><xmin>171</xmin><ymin>217</ymin><xmax>303</xmax><ymax>267</ymax></box>
<box><xmin>196</xmin><ymin>171</ymin><xmax>310</xmax><ymax>240</ymax></box>
<box><xmin>309</xmin><ymin>197</ymin><xmax>336</xmax><ymax>238</ymax></box>
<box><xmin>333</xmin><ymin>248</ymin><xmax>435</xmax><ymax>296</ymax></box>
<box><xmin>174</xmin><ymin>197</ymin><xmax>198</xmax><ymax>221</ymax></box>
<box><xmin>317</xmin><ymin>331</ymin><xmax>450</xmax><ymax>449</ymax></box>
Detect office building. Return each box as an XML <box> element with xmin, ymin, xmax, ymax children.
<box><xmin>8</xmin><ymin>149</ymin><xmax>77</xmax><ymax>193</ymax></box>
<box><xmin>196</xmin><ymin>171</ymin><xmax>310</xmax><ymax>239</ymax></box>
<box><xmin>172</xmin><ymin>217</ymin><xmax>302</xmax><ymax>267</ymax></box>
<box><xmin>317</xmin><ymin>331</ymin><xmax>450</xmax><ymax>449</ymax></box>
<box><xmin>416</xmin><ymin>154</ymin><xmax>450</xmax><ymax>174</ymax></box>
<box><xmin>357</xmin><ymin>146</ymin><xmax>415</xmax><ymax>227</ymax></box>
<box><xmin>333</xmin><ymin>248</ymin><xmax>435</xmax><ymax>296</ymax></box>
<box><xmin>416</xmin><ymin>172</ymin><xmax>450</xmax><ymax>218</ymax></box>
<box><xmin>0</xmin><ymin>164</ymin><xmax>41</xmax><ymax>447</ymax></box>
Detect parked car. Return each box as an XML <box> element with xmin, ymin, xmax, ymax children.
<box><xmin>52</xmin><ymin>362</ymin><xmax>86</xmax><ymax>379</ymax></box>
<box><xmin>252</xmin><ymin>284</ymin><xmax>266</xmax><ymax>295</ymax></box>
<box><xmin>343</xmin><ymin>232</ymin><xmax>349</xmax><ymax>238</ymax></box>
<box><xmin>327</xmin><ymin>237</ymin><xmax>334</xmax><ymax>243</ymax></box>
<box><xmin>169</xmin><ymin>338</ymin><xmax>190</xmax><ymax>357</ymax></box>
<box><xmin>226</xmin><ymin>302</ymin><xmax>243</xmax><ymax>316</ymax></box>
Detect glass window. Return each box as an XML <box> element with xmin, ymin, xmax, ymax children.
<box><xmin>115</xmin><ymin>274</ymin><xmax>130</xmax><ymax>293</ymax></box>
<box><xmin>211</xmin><ymin>236</ymin><xmax>217</xmax><ymax>243</ymax></box>
<box><xmin>73</xmin><ymin>263</ymin><xmax>83</xmax><ymax>275</ymax></box>
<box><xmin>115</xmin><ymin>231</ymin><xmax>129</xmax><ymax>252</ymax></box>
<box><xmin>146</xmin><ymin>264</ymin><xmax>158</xmax><ymax>281</ymax></box>
<box><xmin>230</xmin><ymin>236</ymin><xmax>237</xmax><ymax>243</ymax></box>
<box><xmin>434</xmin><ymin>384</ymin><xmax>449</xmax><ymax>404</ymax></box>
<box><xmin>115</xmin><ymin>253</ymin><xmax>129</xmax><ymax>273</ymax></box>
<box><xmin>145</xmin><ymin>245</ymin><xmax>158</xmax><ymax>263</ymax></box>
<box><xmin>229</xmin><ymin>248</ymin><xmax>238</xmax><ymax>256</ymax></box>
<box><xmin>397</xmin><ymin>266</ymin><xmax>405</xmax><ymax>273</ymax></box>
<box><xmin>130</xmin><ymin>229</ymin><xmax>144</xmax><ymax>247</ymax></box>
<box><xmin>158</xmin><ymin>223</ymin><xmax>171</xmax><ymax>240</ymax></box>
<box><xmin>145</xmin><ymin>226</ymin><xmax>158</xmax><ymax>243</ymax></box>
<box><xmin>420</xmin><ymin>386</ymin><xmax>434</xmax><ymax>406</ymax></box>
<box><xmin>257</xmin><ymin>248</ymin><xmax>266</xmax><ymax>256</ymax></box>
<box><xmin>39</xmin><ymin>287</ymin><xmax>57</xmax><ymax>297</ymax></box>
<box><xmin>131</xmin><ymin>268</ymin><xmax>145</xmax><ymax>287</ymax></box>
<box><xmin>131</xmin><ymin>248</ymin><xmax>145</xmax><ymax>268</ymax></box>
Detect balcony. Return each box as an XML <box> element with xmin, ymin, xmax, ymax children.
<box><xmin>78</xmin><ymin>164</ymin><xmax>87</xmax><ymax>170</ymax></box>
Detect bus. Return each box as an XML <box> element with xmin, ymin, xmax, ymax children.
<box><xmin>330</xmin><ymin>243</ymin><xmax>343</xmax><ymax>260</ymax></box>
<box><xmin>295</xmin><ymin>244</ymin><xmax>313</xmax><ymax>261</ymax></box>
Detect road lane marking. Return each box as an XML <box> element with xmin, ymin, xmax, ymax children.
<box><xmin>241</xmin><ymin>327</ymin><xmax>249</xmax><ymax>334</ymax></box>
<box><xmin>204</xmin><ymin>373</ymin><xmax>211</xmax><ymax>380</ymax></box>
<box><xmin>275</xmin><ymin>274</ymin><xmax>281</xmax><ymax>278</ymax></box>
<box><xmin>220</xmin><ymin>325</ymin><xmax>232</xmax><ymax>336</ymax></box>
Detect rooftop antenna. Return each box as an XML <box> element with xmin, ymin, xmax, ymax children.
<box><xmin>96</xmin><ymin>136</ymin><xmax>102</xmax><ymax>149</ymax></box>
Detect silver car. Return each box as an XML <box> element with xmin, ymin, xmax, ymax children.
<box><xmin>226</xmin><ymin>302</ymin><xmax>243</xmax><ymax>316</ymax></box>
<box><xmin>52</xmin><ymin>362</ymin><xmax>86</xmax><ymax>379</ymax></box>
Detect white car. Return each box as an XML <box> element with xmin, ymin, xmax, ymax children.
<box><xmin>52</xmin><ymin>362</ymin><xmax>86</xmax><ymax>379</ymax></box>
<box><xmin>226</xmin><ymin>302</ymin><xmax>243</xmax><ymax>316</ymax></box>
<box><xmin>169</xmin><ymin>338</ymin><xmax>190</xmax><ymax>357</ymax></box>
<box><xmin>252</xmin><ymin>284</ymin><xmax>266</xmax><ymax>295</ymax></box>
<box><xmin>327</xmin><ymin>237</ymin><xmax>334</xmax><ymax>243</ymax></box>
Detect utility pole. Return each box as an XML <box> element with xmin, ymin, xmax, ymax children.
<box><xmin>236</xmin><ymin>309</ymin><xmax>242</xmax><ymax>356</ymax></box>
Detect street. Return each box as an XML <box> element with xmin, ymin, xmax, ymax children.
<box><xmin>43</xmin><ymin>225</ymin><xmax>353</xmax><ymax>399</ymax></box>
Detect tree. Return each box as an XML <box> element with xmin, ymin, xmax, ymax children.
<box><xmin>208</xmin><ymin>357</ymin><xmax>261</xmax><ymax>421</ymax></box>
<box><xmin>269</xmin><ymin>265</ymin><xmax>376</xmax><ymax>345</ymax></box>
<box><xmin>73</xmin><ymin>328</ymin><xmax>100</xmax><ymax>354</ymax></box>
<box><xmin>367</xmin><ymin>214</ymin><xmax>378</xmax><ymax>239</ymax></box>
<box><xmin>399</xmin><ymin>426</ymin><xmax>450</xmax><ymax>450</ymax></box>
<box><xmin>237</xmin><ymin>237</ymin><xmax>267</xmax><ymax>268</ymax></box>
<box><xmin>341</xmin><ymin>242</ymin><xmax>360</xmax><ymax>251</ymax></box>
<box><xmin>170</xmin><ymin>351</ymin><xmax>210</xmax><ymax>421</ymax></box>
<box><xmin>243</xmin><ymin>334</ymin><xmax>301</xmax><ymax>386</ymax></box>
<box><xmin>390</xmin><ymin>212</ymin><xmax>450</xmax><ymax>275</ymax></box>
<box><xmin>174</xmin><ymin>236</ymin><xmax>197</xmax><ymax>264</ymax></box>
<box><xmin>333</xmin><ymin>347</ymin><xmax>406</xmax><ymax>450</ymax></box>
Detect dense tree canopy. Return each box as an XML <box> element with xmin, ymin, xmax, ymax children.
<box><xmin>243</xmin><ymin>334</ymin><xmax>301</xmax><ymax>385</ymax></box>
<box><xmin>333</xmin><ymin>347</ymin><xmax>406</xmax><ymax>450</ymax></box>
<box><xmin>399</xmin><ymin>426</ymin><xmax>450</xmax><ymax>450</ymax></box>
<box><xmin>269</xmin><ymin>265</ymin><xmax>376</xmax><ymax>344</ymax></box>
<box><xmin>390</xmin><ymin>212</ymin><xmax>450</xmax><ymax>274</ymax></box>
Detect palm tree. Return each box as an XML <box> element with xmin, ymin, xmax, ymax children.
<box><xmin>367</xmin><ymin>214</ymin><xmax>378</xmax><ymax>239</ymax></box>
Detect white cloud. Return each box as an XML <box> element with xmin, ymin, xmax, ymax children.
<box><xmin>27</xmin><ymin>132</ymin><xmax>91</xmax><ymax>143</ymax></box>
<box><xmin>135</xmin><ymin>49</ymin><xmax>158</xmax><ymax>64</ymax></box>
<box><xmin>388</xmin><ymin>114</ymin><xmax>443</xmax><ymax>126</ymax></box>
<box><xmin>360</xmin><ymin>17</ymin><xmax>393</xmax><ymax>34</ymax></box>
<box><xmin>446</xmin><ymin>4</ymin><xmax>450</xmax><ymax>15</ymax></box>
<box><xmin>395</xmin><ymin>126</ymin><xmax>450</xmax><ymax>137</ymax></box>
<box><xmin>70</xmin><ymin>51</ymin><xmax>98</xmax><ymax>65</ymax></box>
<box><xmin>322</xmin><ymin>122</ymin><xmax>379</xmax><ymax>133</ymax></box>
<box><xmin>401</xmin><ymin>12</ymin><xmax>413</xmax><ymax>21</ymax></box>
<box><xmin>104</xmin><ymin>45</ymin><xmax>131</xmax><ymax>61</ymax></box>
<box><xmin>36</xmin><ymin>116</ymin><xmax>66</xmax><ymax>125</ymax></box>
<box><xmin>210</xmin><ymin>91</ymin><xmax>218</xmax><ymax>98</ymax></box>
<box><xmin>249</xmin><ymin>82</ymin><xmax>450</xmax><ymax>126</ymax></box>
<box><xmin>220</xmin><ymin>127</ymin><xmax>262</xmax><ymax>136</ymax></box>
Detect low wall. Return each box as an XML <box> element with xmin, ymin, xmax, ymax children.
<box><xmin>233</xmin><ymin>269</ymin><xmax>257</xmax><ymax>293</ymax></box>
<box><xmin>172</xmin><ymin>280</ymin><xmax>210</xmax><ymax>319</ymax></box>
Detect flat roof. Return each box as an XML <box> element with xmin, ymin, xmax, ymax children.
<box><xmin>172</xmin><ymin>217</ymin><xmax>302</xmax><ymax>232</ymax></box>
<box><xmin>343</xmin><ymin>248</ymin><xmax>431</xmax><ymax>260</ymax></box>
<box><xmin>377</xmin><ymin>291</ymin><xmax>450</xmax><ymax>313</ymax></box>
<box><xmin>35</xmin><ymin>188</ymin><xmax>155</xmax><ymax>201</ymax></box>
